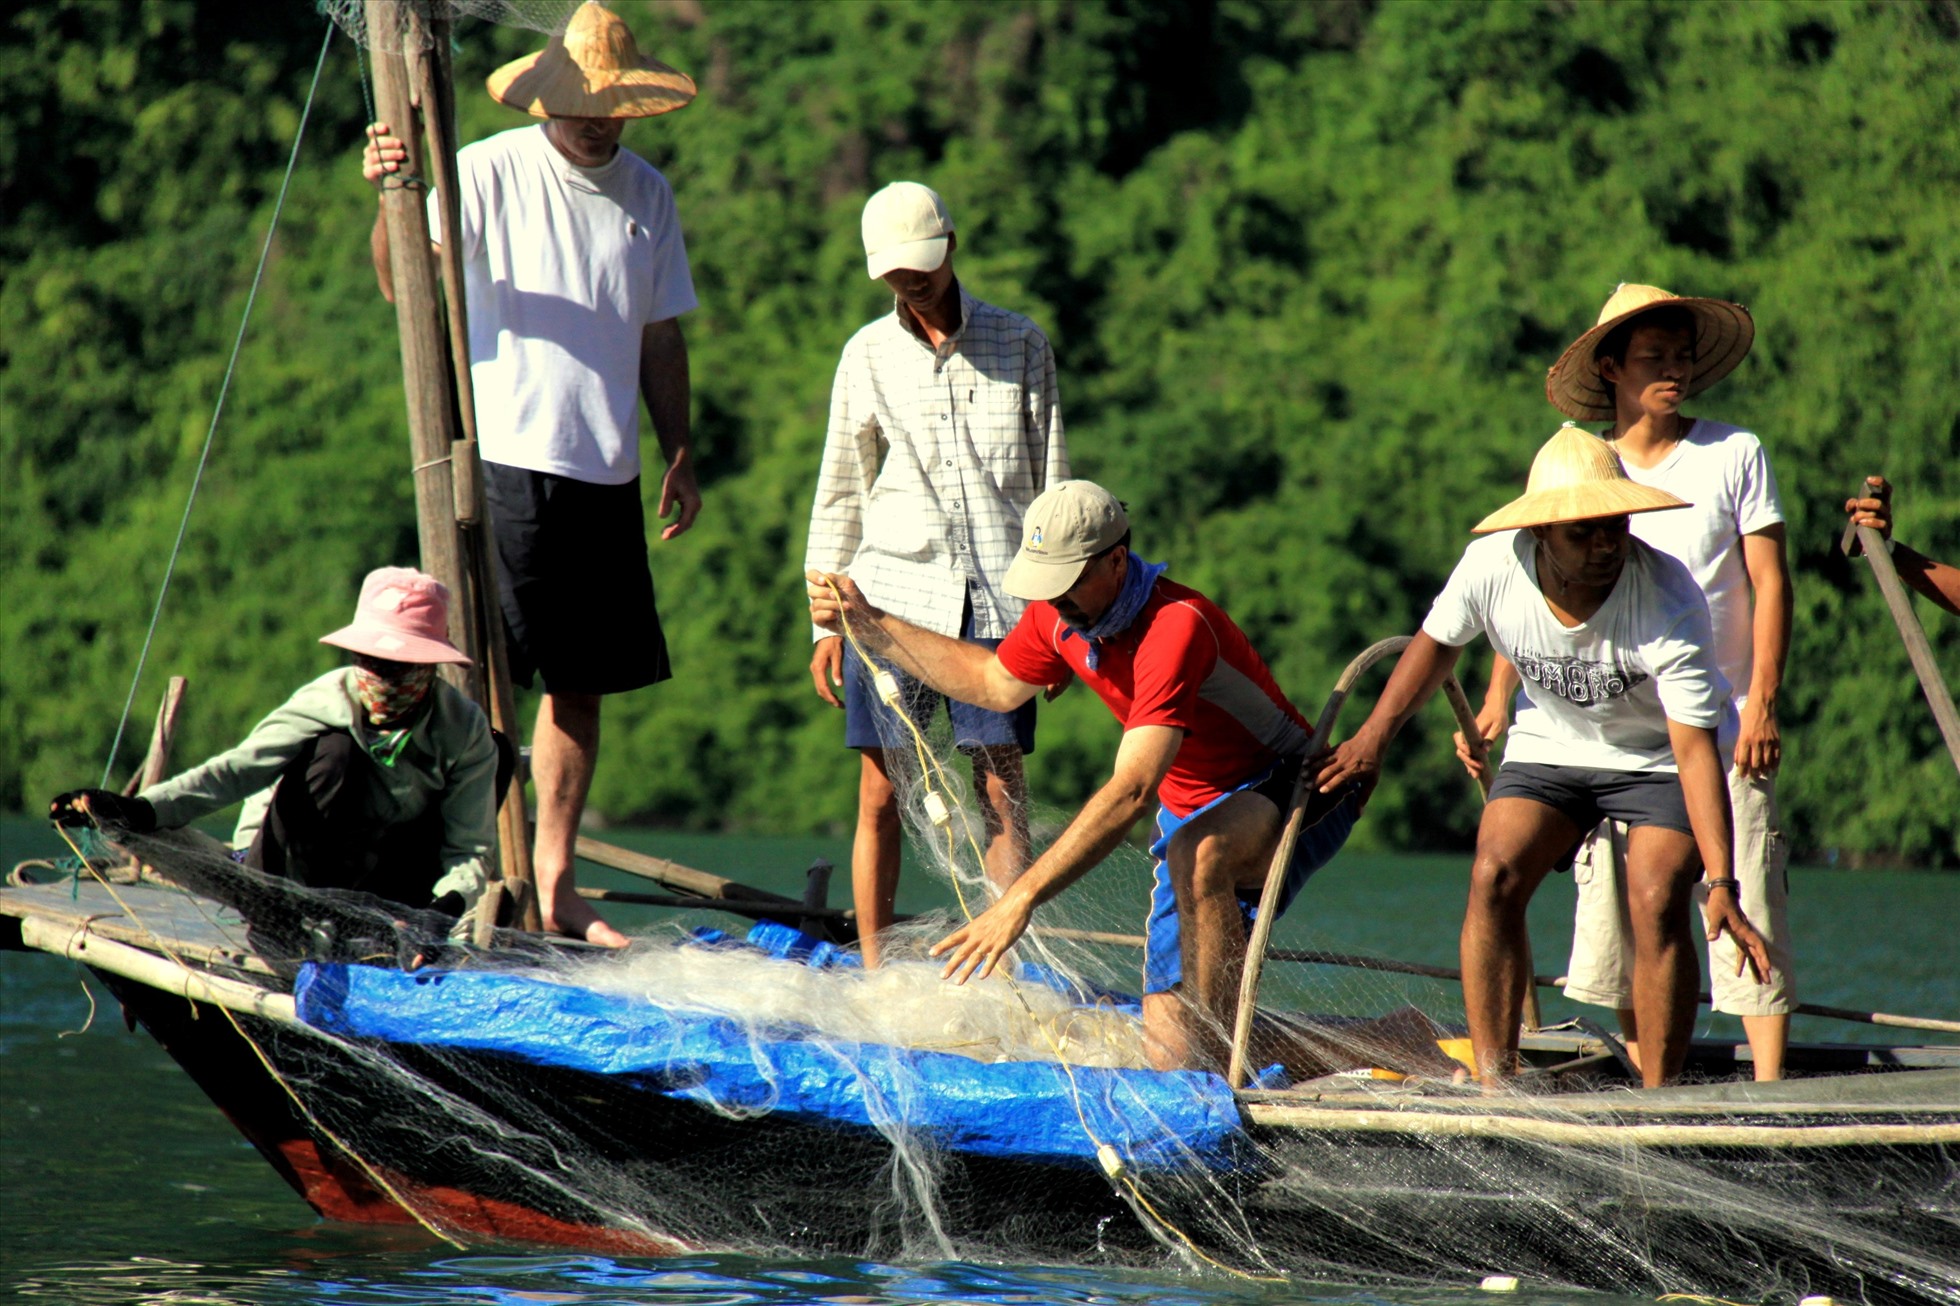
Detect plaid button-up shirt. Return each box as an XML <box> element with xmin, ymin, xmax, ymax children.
<box><xmin>807</xmin><ymin>285</ymin><xmax>1068</xmax><ymax>640</ymax></box>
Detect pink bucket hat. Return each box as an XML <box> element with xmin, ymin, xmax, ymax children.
<box><xmin>319</xmin><ymin>567</ymin><xmax>471</xmax><ymax>665</ymax></box>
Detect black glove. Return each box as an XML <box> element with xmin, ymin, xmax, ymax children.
<box><xmin>49</xmin><ymin>789</ymin><xmax>158</xmax><ymax>832</ymax></box>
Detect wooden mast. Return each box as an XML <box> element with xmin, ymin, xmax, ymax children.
<box><xmin>366</xmin><ymin>0</ymin><xmax>540</xmax><ymax>933</ymax></box>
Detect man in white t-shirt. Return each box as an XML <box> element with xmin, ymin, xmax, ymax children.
<box><xmin>1316</xmin><ymin>427</ymin><xmax>1771</xmax><ymax>1088</ymax></box>
<box><xmin>1461</xmin><ymin>285</ymin><xmax>1793</xmax><ymax>1079</ymax></box>
<box><xmin>361</xmin><ymin>4</ymin><xmax>700</xmax><ymax>947</ymax></box>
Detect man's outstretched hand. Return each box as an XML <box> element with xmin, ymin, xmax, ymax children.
<box><xmin>929</xmin><ymin>890</ymin><xmax>1035</xmax><ymax>985</ymax></box>
<box><xmin>806</xmin><ymin>571</ymin><xmax>885</xmax><ymax>648</ymax></box>
<box><xmin>49</xmin><ymin>789</ymin><xmax>157</xmax><ymax>832</ymax></box>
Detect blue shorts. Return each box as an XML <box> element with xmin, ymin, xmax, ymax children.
<box><xmin>841</xmin><ymin>606</ymin><xmax>1036</xmax><ymax>754</ymax></box>
<box><xmin>1143</xmin><ymin>761</ymin><xmax>1360</xmax><ymax>995</ymax></box>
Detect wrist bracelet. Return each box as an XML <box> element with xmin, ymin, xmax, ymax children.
<box><xmin>1702</xmin><ymin>878</ymin><xmax>1740</xmax><ymax>893</ymax></box>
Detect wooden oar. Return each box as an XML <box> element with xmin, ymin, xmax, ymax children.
<box><xmin>1841</xmin><ymin>485</ymin><xmax>1960</xmax><ymax>777</ymax></box>
<box><xmin>1225</xmin><ymin>636</ymin><xmax>1409</xmax><ymax>1089</ymax></box>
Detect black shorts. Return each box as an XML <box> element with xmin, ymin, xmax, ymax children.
<box><xmin>1489</xmin><ymin>761</ymin><xmax>1693</xmax><ymax>842</ymax></box>
<box><xmin>483</xmin><ymin>463</ymin><xmax>671</xmax><ymax>696</ymax></box>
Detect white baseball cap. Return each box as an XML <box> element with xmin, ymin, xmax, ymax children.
<box><xmin>1003</xmin><ymin>481</ymin><xmax>1131</xmax><ymax>602</ymax></box>
<box><xmin>862</xmin><ymin>182</ymin><xmax>955</xmax><ymax>280</ymax></box>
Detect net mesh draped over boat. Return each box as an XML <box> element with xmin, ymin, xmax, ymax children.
<box><xmin>319</xmin><ymin>0</ymin><xmax>583</xmax><ymax>56</ymax></box>
<box><xmin>73</xmin><ymin>642</ymin><xmax>1960</xmax><ymax>1304</ymax></box>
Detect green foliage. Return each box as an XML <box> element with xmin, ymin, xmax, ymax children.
<box><xmin>4</xmin><ymin>0</ymin><xmax>1958</xmax><ymax>865</ymax></box>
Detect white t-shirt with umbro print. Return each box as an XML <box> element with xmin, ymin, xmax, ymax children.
<box><xmin>1423</xmin><ymin>531</ymin><xmax>1736</xmax><ymax>773</ymax></box>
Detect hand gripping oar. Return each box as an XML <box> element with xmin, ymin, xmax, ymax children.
<box><xmin>1225</xmin><ymin>637</ymin><xmax>1408</xmax><ymax>1089</ymax></box>
<box><xmin>1841</xmin><ymin>481</ymin><xmax>1960</xmax><ymax>778</ymax></box>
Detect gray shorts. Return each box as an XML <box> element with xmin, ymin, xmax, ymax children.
<box><xmin>1488</xmin><ymin>762</ymin><xmax>1692</xmax><ymax>848</ymax></box>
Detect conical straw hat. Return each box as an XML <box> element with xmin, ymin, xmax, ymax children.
<box><xmin>486</xmin><ymin>2</ymin><xmax>696</xmax><ymax>120</ymax></box>
<box><xmin>1472</xmin><ymin>425</ymin><xmax>1690</xmax><ymax>534</ymax></box>
<box><xmin>1544</xmin><ymin>283</ymin><xmax>1754</xmax><ymax>420</ymax></box>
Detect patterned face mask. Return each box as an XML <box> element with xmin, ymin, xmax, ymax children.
<box><xmin>352</xmin><ymin>661</ymin><xmax>437</xmax><ymax>728</ymax></box>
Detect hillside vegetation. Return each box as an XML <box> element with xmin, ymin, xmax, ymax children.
<box><xmin>5</xmin><ymin>0</ymin><xmax>1959</xmax><ymax>864</ymax></box>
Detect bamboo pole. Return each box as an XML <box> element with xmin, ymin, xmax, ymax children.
<box><xmin>1240</xmin><ymin>1100</ymin><xmax>1960</xmax><ymax>1149</ymax></box>
<box><xmin>572</xmin><ymin>834</ymin><xmax>805</xmax><ymax>908</ymax></box>
<box><xmin>369</xmin><ymin>0</ymin><xmax>538</xmax><ymax>934</ymax></box>
<box><xmin>123</xmin><ymin>676</ymin><xmax>188</xmax><ymax>796</ymax></box>
<box><xmin>1226</xmin><ymin>636</ymin><xmax>1410</xmax><ymax>1088</ymax></box>
<box><xmin>365</xmin><ymin>1</ymin><xmax>463</xmax><ymax>616</ymax></box>
<box><xmin>410</xmin><ymin>6</ymin><xmax>539</xmax><ymax>935</ymax></box>
<box><xmin>575</xmin><ymin>886</ymin><xmax>854</xmax><ymax>919</ymax></box>
<box><xmin>1040</xmin><ymin>928</ymin><xmax>1960</xmax><ymax>1037</ymax></box>
<box><xmin>20</xmin><ymin>917</ymin><xmax>298</xmax><ymax>1025</ymax></box>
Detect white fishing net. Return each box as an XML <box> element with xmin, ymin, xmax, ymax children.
<box><xmin>29</xmin><ymin>638</ymin><xmax>1960</xmax><ymax>1303</ymax></box>
<box><xmin>318</xmin><ymin>0</ymin><xmax>583</xmax><ymax>56</ymax></box>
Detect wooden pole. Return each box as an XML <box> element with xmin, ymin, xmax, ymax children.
<box><xmin>124</xmin><ymin>676</ymin><xmax>188</xmax><ymax>796</ymax></box>
<box><xmin>1841</xmin><ymin>496</ymin><xmax>1960</xmax><ymax>778</ymax></box>
<box><xmin>1044</xmin><ymin>929</ymin><xmax>1960</xmax><ymax>1035</ymax></box>
<box><xmin>1226</xmin><ymin>636</ymin><xmax>1410</xmax><ymax>1088</ymax></box>
<box><xmin>365</xmin><ymin>1</ymin><xmax>463</xmax><ymax>614</ymax></box>
<box><xmin>407</xmin><ymin>3</ymin><xmax>540</xmax><ymax>934</ymax></box>
<box><xmin>572</xmin><ymin>834</ymin><xmax>805</xmax><ymax>907</ymax></box>
<box><xmin>368</xmin><ymin>0</ymin><xmax>539</xmax><ymax>935</ymax></box>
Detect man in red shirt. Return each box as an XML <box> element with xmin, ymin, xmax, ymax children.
<box><xmin>808</xmin><ymin>480</ymin><xmax>1358</xmax><ymax>1071</ymax></box>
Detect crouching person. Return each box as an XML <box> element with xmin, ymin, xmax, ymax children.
<box><xmin>811</xmin><ymin>481</ymin><xmax>1361</xmax><ymax>1074</ymax></box>
<box><xmin>1313</xmin><ymin>428</ymin><xmax>1772</xmax><ymax>1088</ymax></box>
<box><xmin>51</xmin><ymin>568</ymin><xmax>509</xmax><ymax>930</ymax></box>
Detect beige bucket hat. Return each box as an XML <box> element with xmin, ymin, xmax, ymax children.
<box><xmin>1544</xmin><ymin>283</ymin><xmax>1754</xmax><ymax>420</ymax></box>
<box><xmin>1472</xmin><ymin>425</ymin><xmax>1690</xmax><ymax>534</ymax></box>
<box><xmin>486</xmin><ymin>2</ymin><xmax>696</xmax><ymax>120</ymax></box>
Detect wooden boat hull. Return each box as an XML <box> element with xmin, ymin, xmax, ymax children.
<box><xmin>8</xmin><ymin>879</ymin><xmax>1958</xmax><ymax>1303</ymax></box>
<box><xmin>90</xmin><ymin>968</ymin><xmax>1960</xmax><ymax>1304</ymax></box>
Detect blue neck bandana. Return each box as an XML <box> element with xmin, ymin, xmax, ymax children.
<box><xmin>1061</xmin><ymin>554</ymin><xmax>1169</xmax><ymax>670</ymax></box>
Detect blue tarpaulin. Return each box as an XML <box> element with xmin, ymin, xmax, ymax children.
<box><xmin>293</xmin><ymin>933</ymin><xmax>1246</xmax><ymax>1173</ymax></box>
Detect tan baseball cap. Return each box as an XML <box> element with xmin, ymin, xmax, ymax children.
<box><xmin>1003</xmin><ymin>481</ymin><xmax>1131</xmax><ymax>601</ymax></box>
<box><xmin>862</xmin><ymin>182</ymin><xmax>954</xmax><ymax>279</ymax></box>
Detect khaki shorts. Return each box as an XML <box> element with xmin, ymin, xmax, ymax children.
<box><xmin>1563</xmin><ymin>771</ymin><xmax>1792</xmax><ymax>1016</ymax></box>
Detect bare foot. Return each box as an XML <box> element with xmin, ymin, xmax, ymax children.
<box><xmin>542</xmin><ymin>894</ymin><xmax>630</xmax><ymax>949</ymax></box>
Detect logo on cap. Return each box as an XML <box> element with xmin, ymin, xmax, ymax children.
<box><xmin>1028</xmin><ymin>526</ymin><xmax>1045</xmax><ymax>552</ymax></box>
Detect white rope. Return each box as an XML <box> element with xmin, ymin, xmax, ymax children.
<box><xmin>100</xmin><ymin>21</ymin><xmax>338</xmax><ymax>786</ymax></box>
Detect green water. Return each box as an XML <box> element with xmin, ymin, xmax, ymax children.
<box><xmin>3</xmin><ymin>817</ymin><xmax>1955</xmax><ymax>1303</ymax></box>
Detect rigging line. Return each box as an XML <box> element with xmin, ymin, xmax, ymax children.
<box><xmin>99</xmin><ymin>20</ymin><xmax>338</xmax><ymax>788</ymax></box>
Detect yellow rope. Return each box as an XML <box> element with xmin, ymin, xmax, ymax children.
<box><xmin>823</xmin><ymin>581</ymin><xmax>1281</xmax><ymax>1282</ymax></box>
<box><xmin>822</xmin><ymin>579</ymin><xmax>986</xmax><ymax>921</ymax></box>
